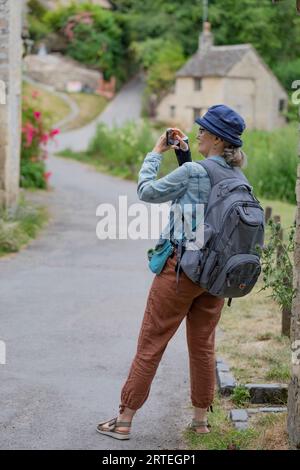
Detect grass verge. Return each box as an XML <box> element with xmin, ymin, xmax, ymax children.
<box><xmin>62</xmin><ymin>93</ymin><xmax>107</xmax><ymax>131</ymax></box>
<box><xmin>182</xmin><ymin>395</ymin><xmax>289</xmax><ymax>450</ymax></box>
<box><xmin>23</xmin><ymin>82</ymin><xmax>108</xmax><ymax>130</ymax></box>
<box><xmin>0</xmin><ymin>192</ymin><xmax>49</xmax><ymax>257</ymax></box>
<box><xmin>218</xmin><ymin>277</ymin><xmax>291</xmax><ymax>386</ymax></box>
<box><xmin>23</xmin><ymin>81</ymin><xmax>70</xmax><ymax>128</ymax></box>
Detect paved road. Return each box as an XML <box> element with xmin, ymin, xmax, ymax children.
<box><xmin>48</xmin><ymin>72</ymin><xmax>145</xmax><ymax>154</ymax></box>
<box><xmin>0</xmin><ymin>70</ymin><xmax>193</xmax><ymax>449</ymax></box>
<box><xmin>0</xmin><ymin>156</ymin><xmax>191</xmax><ymax>450</ymax></box>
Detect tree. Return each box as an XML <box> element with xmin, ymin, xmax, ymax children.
<box><xmin>287</xmin><ymin>117</ymin><xmax>300</xmax><ymax>449</ymax></box>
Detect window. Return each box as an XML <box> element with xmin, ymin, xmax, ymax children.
<box><xmin>193</xmin><ymin>108</ymin><xmax>202</xmax><ymax>121</ymax></box>
<box><xmin>194</xmin><ymin>78</ymin><xmax>202</xmax><ymax>91</ymax></box>
<box><xmin>278</xmin><ymin>99</ymin><xmax>285</xmax><ymax>112</ymax></box>
<box><xmin>170</xmin><ymin>105</ymin><xmax>176</xmax><ymax>118</ymax></box>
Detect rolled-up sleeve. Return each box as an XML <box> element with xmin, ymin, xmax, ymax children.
<box><xmin>137</xmin><ymin>151</ymin><xmax>190</xmax><ymax>203</ymax></box>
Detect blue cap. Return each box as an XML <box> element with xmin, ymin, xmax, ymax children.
<box><xmin>195</xmin><ymin>104</ymin><xmax>246</xmax><ymax>147</ymax></box>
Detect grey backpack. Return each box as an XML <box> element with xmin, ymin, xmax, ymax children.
<box><xmin>178</xmin><ymin>158</ymin><xmax>265</xmax><ymax>306</ymax></box>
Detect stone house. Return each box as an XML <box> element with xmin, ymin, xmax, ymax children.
<box><xmin>155</xmin><ymin>22</ymin><xmax>288</xmax><ymax>132</ymax></box>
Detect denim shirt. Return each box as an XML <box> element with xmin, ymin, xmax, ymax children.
<box><xmin>137</xmin><ymin>151</ymin><xmax>233</xmax><ymax>244</ymax></box>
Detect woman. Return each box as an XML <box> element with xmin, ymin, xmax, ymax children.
<box><xmin>97</xmin><ymin>104</ymin><xmax>247</xmax><ymax>440</ymax></box>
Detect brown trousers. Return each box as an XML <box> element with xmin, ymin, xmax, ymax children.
<box><xmin>119</xmin><ymin>248</ymin><xmax>225</xmax><ymax>414</ymax></box>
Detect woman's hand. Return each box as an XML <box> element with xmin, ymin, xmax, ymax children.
<box><xmin>170</xmin><ymin>128</ymin><xmax>189</xmax><ymax>151</ymax></box>
<box><xmin>152</xmin><ymin>128</ymin><xmax>188</xmax><ymax>154</ymax></box>
<box><xmin>152</xmin><ymin>132</ymin><xmax>170</xmax><ymax>154</ymax></box>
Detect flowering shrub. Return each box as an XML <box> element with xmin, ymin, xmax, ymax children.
<box><xmin>43</xmin><ymin>4</ymin><xmax>125</xmax><ymax>82</ymax></box>
<box><xmin>21</xmin><ymin>90</ymin><xmax>60</xmax><ymax>189</ymax></box>
<box><xmin>87</xmin><ymin>120</ymin><xmax>155</xmax><ymax>179</ymax></box>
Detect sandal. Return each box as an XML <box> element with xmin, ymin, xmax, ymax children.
<box><xmin>187</xmin><ymin>419</ymin><xmax>211</xmax><ymax>434</ymax></box>
<box><xmin>96</xmin><ymin>417</ymin><xmax>131</xmax><ymax>440</ymax></box>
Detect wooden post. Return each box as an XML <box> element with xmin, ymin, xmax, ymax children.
<box><xmin>288</xmin><ymin>163</ymin><xmax>300</xmax><ymax>448</ymax></box>
<box><xmin>265</xmin><ymin>206</ymin><xmax>273</xmax><ymax>223</ymax></box>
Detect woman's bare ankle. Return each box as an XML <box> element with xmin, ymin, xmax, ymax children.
<box><xmin>194</xmin><ymin>406</ymin><xmax>208</xmax><ymax>422</ymax></box>
<box><xmin>118</xmin><ymin>406</ymin><xmax>136</xmax><ymax>424</ymax></box>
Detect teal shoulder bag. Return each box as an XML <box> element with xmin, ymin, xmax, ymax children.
<box><xmin>147</xmin><ymin>239</ymin><xmax>174</xmax><ymax>275</ymax></box>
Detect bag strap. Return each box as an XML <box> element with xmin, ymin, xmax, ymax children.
<box><xmin>196</xmin><ymin>158</ymin><xmax>249</xmax><ymax>187</ymax></box>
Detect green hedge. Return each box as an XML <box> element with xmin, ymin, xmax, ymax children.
<box><xmin>70</xmin><ymin>120</ymin><xmax>298</xmax><ymax>204</ymax></box>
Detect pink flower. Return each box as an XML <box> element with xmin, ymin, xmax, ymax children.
<box><xmin>49</xmin><ymin>128</ymin><xmax>60</xmax><ymax>138</ymax></box>
<box><xmin>34</xmin><ymin>111</ymin><xmax>41</xmax><ymax>121</ymax></box>
<box><xmin>22</xmin><ymin>122</ymin><xmax>37</xmax><ymax>147</ymax></box>
<box><xmin>32</xmin><ymin>90</ymin><xmax>40</xmax><ymax>99</ymax></box>
<box><xmin>44</xmin><ymin>171</ymin><xmax>52</xmax><ymax>181</ymax></box>
<box><xmin>40</xmin><ymin>133</ymin><xmax>49</xmax><ymax>144</ymax></box>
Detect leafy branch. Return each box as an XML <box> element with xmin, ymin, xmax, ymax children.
<box><xmin>256</xmin><ymin>218</ymin><xmax>297</xmax><ymax>311</ymax></box>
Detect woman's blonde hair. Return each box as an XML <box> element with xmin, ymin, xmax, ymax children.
<box><xmin>222</xmin><ymin>142</ymin><xmax>248</xmax><ymax>169</ymax></box>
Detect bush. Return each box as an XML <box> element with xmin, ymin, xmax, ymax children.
<box><xmin>257</xmin><ymin>218</ymin><xmax>296</xmax><ymax>311</ymax></box>
<box><xmin>42</xmin><ymin>3</ymin><xmax>126</xmax><ymax>82</ymax></box>
<box><xmin>0</xmin><ymin>194</ymin><xmax>48</xmax><ymax>255</ymax></box>
<box><xmin>130</xmin><ymin>38</ymin><xmax>185</xmax><ymax>117</ymax></box>
<box><xmin>27</xmin><ymin>0</ymin><xmax>52</xmax><ymax>41</ymax></box>
<box><xmin>231</xmin><ymin>385</ymin><xmax>251</xmax><ymax>407</ymax></box>
<box><xmin>63</xmin><ymin>120</ymin><xmax>298</xmax><ymax>206</ymax></box>
<box><xmin>158</xmin><ymin>123</ymin><xmax>298</xmax><ymax>205</ymax></box>
<box><xmin>87</xmin><ymin>119</ymin><xmax>155</xmax><ymax>179</ymax></box>
<box><xmin>146</xmin><ymin>40</ymin><xmax>185</xmax><ymax>98</ymax></box>
<box><xmin>242</xmin><ymin>124</ymin><xmax>298</xmax><ymax>204</ymax></box>
<box><xmin>274</xmin><ymin>58</ymin><xmax>300</xmax><ymax>91</ymax></box>
<box><xmin>21</xmin><ymin>90</ymin><xmax>59</xmax><ymax>189</ymax></box>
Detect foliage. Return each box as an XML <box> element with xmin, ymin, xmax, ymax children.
<box><xmin>27</xmin><ymin>0</ymin><xmax>52</xmax><ymax>40</ymax></box>
<box><xmin>130</xmin><ymin>37</ymin><xmax>169</xmax><ymax>70</ymax></box>
<box><xmin>236</xmin><ymin>125</ymin><xmax>298</xmax><ymax>205</ymax></box>
<box><xmin>183</xmin><ymin>395</ymin><xmax>259</xmax><ymax>450</ymax></box>
<box><xmin>156</xmin><ymin>123</ymin><xmax>298</xmax><ymax>205</ymax></box>
<box><xmin>130</xmin><ymin>37</ymin><xmax>185</xmax><ymax>109</ymax></box>
<box><xmin>145</xmin><ymin>41</ymin><xmax>185</xmax><ymax>99</ymax></box>
<box><xmin>28</xmin><ymin>0</ymin><xmax>300</xmax><ymax>90</ymax></box>
<box><xmin>274</xmin><ymin>58</ymin><xmax>300</xmax><ymax>91</ymax></box>
<box><xmin>61</xmin><ymin>119</ymin><xmax>298</xmax><ymax>206</ymax></box>
<box><xmin>209</xmin><ymin>0</ymin><xmax>300</xmax><ymax>69</ymax></box>
<box><xmin>40</xmin><ymin>3</ymin><xmax>128</xmax><ymax>83</ymax></box>
<box><xmin>257</xmin><ymin>218</ymin><xmax>296</xmax><ymax>311</ymax></box>
<box><xmin>112</xmin><ymin>0</ymin><xmax>203</xmax><ymax>57</ymax></box>
<box><xmin>112</xmin><ymin>0</ymin><xmax>300</xmax><ymax>89</ymax></box>
<box><xmin>86</xmin><ymin>119</ymin><xmax>155</xmax><ymax>179</ymax></box>
<box><xmin>0</xmin><ymin>193</ymin><xmax>48</xmax><ymax>255</ymax></box>
<box><xmin>21</xmin><ymin>90</ymin><xmax>59</xmax><ymax>189</ymax></box>
<box><xmin>231</xmin><ymin>385</ymin><xmax>251</xmax><ymax>407</ymax></box>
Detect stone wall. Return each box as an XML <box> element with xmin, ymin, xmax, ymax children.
<box><xmin>24</xmin><ymin>53</ymin><xmax>102</xmax><ymax>92</ymax></box>
<box><xmin>0</xmin><ymin>0</ymin><xmax>22</xmax><ymax>209</ymax></box>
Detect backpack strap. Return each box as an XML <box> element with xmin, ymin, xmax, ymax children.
<box><xmin>175</xmin><ymin>239</ymin><xmax>184</xmax><ymax>294</ymax></box>
<box><xmin>196</xmin><ymin>158</ymin><xmax>249</xmax><ymax>186</ymax></box>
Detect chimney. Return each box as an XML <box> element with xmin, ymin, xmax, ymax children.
<box><xmin>198</xmin><ymin>21</ymin><xmax>213</xmax><ymax>53</ymax></box>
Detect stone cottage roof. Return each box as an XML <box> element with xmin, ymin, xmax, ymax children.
<box><xmin>176</xmin><ymin>44</ymin><xmax>252</xmax><ymax>78</ymax></box>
